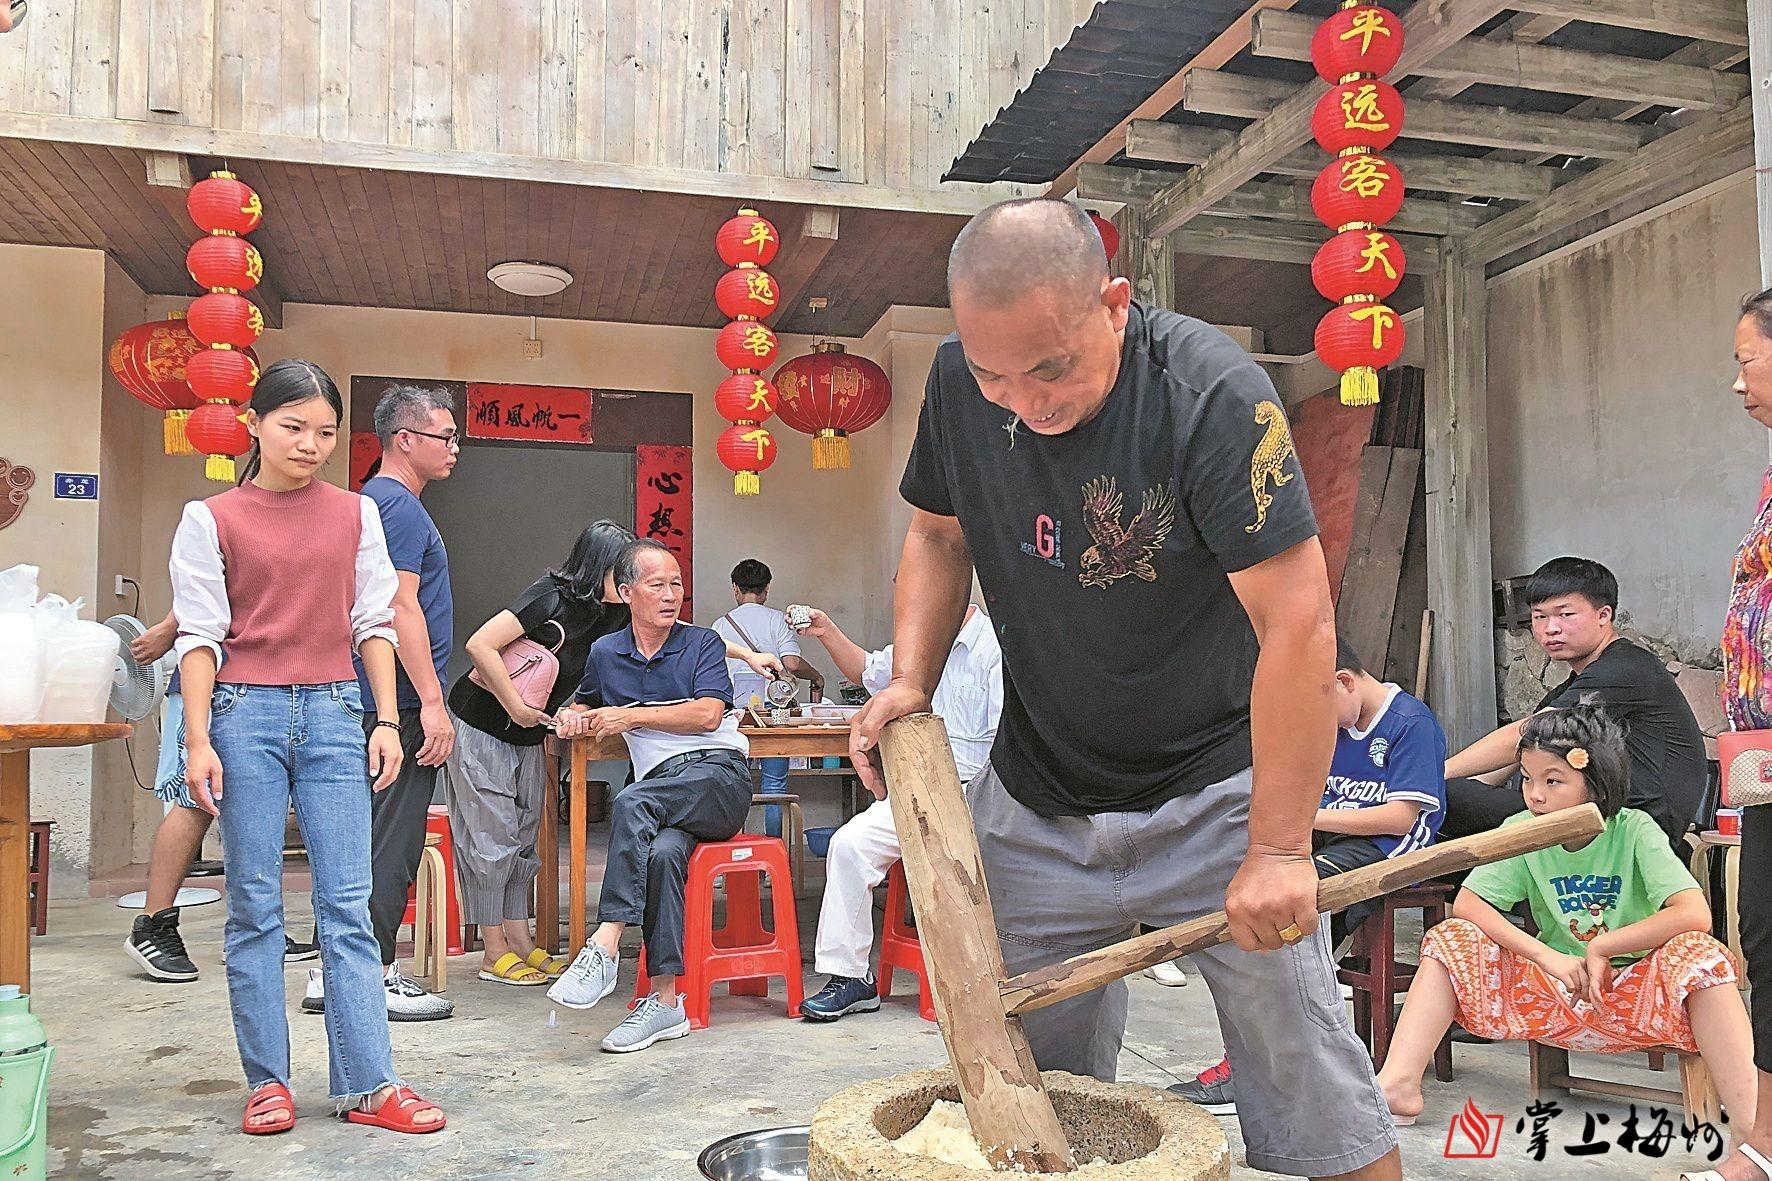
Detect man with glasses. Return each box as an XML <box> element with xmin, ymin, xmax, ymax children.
<box><xmin>307</xmin><ymin>385</ymin><xmax>460</xmax><ymax>1022</ymax></box>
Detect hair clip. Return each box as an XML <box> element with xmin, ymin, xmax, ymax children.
<box><xmin>1566</xmin><ymin>747</ymin><xmax>1590</xmax><ymax>770</ymax></box>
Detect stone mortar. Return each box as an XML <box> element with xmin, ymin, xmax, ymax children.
<box><xmin>808</xmin><ymin>1068</ymin><xmax>1229</xmax><ymax>1180</ymax></box>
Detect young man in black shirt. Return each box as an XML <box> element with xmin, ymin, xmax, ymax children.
<box><xmin>850</xmin><ymin>199</ymin><xmax>1400</xmax><ymax>1180</ymax></box>
<box><xmin>1443</xmin><ymin>557</ymin><xmax>1705</xmax><ymax>854</ymax></box>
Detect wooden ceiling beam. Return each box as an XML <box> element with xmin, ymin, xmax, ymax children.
<box><xmin>1079</xmin><ymin>164</ymin><xmax>1486</xmax><ymax>236</ymax></box>
<box><xmin>1465</xmin><ymin>99</ymin><xmax>1752</xmax><ymax>262</ymax></box>
<box><xmin>1173</xmin><ymin>213</ymin><xmax>1443</xmax><ymax>271</ymax></box>
<box><xmin>1140</xmin><ymin>0</ymin><xmax>1511</xmax><ymax>239</ymax></box>
<box><xmin>1505</xmin><ymin>0</ymin><xmax>1747</xmax><ymax>47</ymax></box>
<box><xmin>1406</xmin><ymin>14</ymin><xmax>1571</xmax><ymax>103</ymax></box>
<box><xmin>1181</xmin><ymin>69</ymin><xmax>1653</xmax><ymax>157</ymax></box>
<box><xmin>1124</xmin><ymin>120</ymin><xmax>1556</xmax><ymax>200</ymax></box>
<box><xmin>770</xmin><ymin>205</ymin><xmax>841</xmax><ymax>332</ymax></box>
<box><xmin>1043</xmin><ymin>0</ymin><xmax>1301</xmax><ymax>200</ymax></box>
<box><xmin>1253</xmin><ymin>9</ymin><xmax>1747</xmax><ymax>109</ymax></box>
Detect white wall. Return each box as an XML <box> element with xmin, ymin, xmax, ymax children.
<box><xmin>1486</xmin><ymin>175</ymin><xmax>1767</xmax><ymax>659</ymax></box>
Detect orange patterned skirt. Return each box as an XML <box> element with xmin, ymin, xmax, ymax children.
<box><xmin>1419</xmin><ymin>919</ymin><xmax>1738</xmax><ymax>1054</ymax></box>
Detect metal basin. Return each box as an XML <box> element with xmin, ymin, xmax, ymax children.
<box><xmin>698</xmin><ymin>1126</ymin><xmax>811</xmax><ymax>1181</ymax></box>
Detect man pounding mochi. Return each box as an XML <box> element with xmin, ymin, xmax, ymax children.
<box><xmin>850</xmin><ymin>199</ymin><xmax>1401</xmax><ymax>1180</ymax></box>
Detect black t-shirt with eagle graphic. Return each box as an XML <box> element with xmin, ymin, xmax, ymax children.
<box><xmin>900</xmin><ymin>300</ymin><xmax>1318</xmax><ymax>816</ymax></box>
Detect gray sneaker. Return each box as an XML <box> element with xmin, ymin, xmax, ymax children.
<box><xmin>384</xmin><ymin>967</ymin><xmax>454</xmax><ymax>1021</ymax></box>
<box><xmin>546</xmin><ymin>943</ymin><xmax>619</xmax><ymax>1010</ymax></box>
<box><xmin>600</xmin><ymin>993</ymin><xmax>691</xmax><ymax>1053</ymax></box>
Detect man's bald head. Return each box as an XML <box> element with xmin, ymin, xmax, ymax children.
<box><xmin>948</xmin><ymin>199</ymin><xmax>1108</xmax><ymax>312</ymax></box>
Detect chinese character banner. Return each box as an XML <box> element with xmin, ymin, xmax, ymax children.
<box><xmin>636</xmin><ymin>444</ymin><xmax>693</xmax><ymax>618</ymax></box>
<box><xmin>465</xmin><ymin>382</ymin><xmax>594</xmax><ymax>444</ymax></box>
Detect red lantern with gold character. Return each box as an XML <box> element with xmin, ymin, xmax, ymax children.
<box><xmin>1316</xmin><ymin>302</ymin><xmax>1405</xmax><ymax>404</ymax></box>
<box><xmin>108</xmin><ymin>313</ymin><xmax>204</xmax><ymax>455</ymax></box>
<box><xmin>1310</xmin><ymin>154</ymin><xmax>1405</xmax><ymax>230</ymax></box>
<box><xmin>1087</xmin><ymin>210</ymin><xmax>1120</xmax><ymax>261</ymax></box>
<box><xmin>715</xmin><ymin>373</ymin><xmax>779</xmax><ymax>423</ymax></box>
<box><xmin>1312</xmin><ymin>229</ymin><xmax>1405</xmax><ymax>303</ymax></box>
<box><xmin>187</xmin><ymin>235</ymin><xmax>263</xmax><ymax>293</ymax></box>
<box><xmin>184</xmin><ymin>401</ymin><xmax>252</xmax><ymax>482</ymax></box>
<box><xmin>188</xmin><ymin>291</ymin><xmax>264</xmax><ymax>350</ymax></box>
<box><xmin>1311</xmin><ymin>80</ymin><xmax>1403</xmax><ymax>154</ymax></box>
<box><xmin>187</xmin><ymin>346</ymin><xmax>259</xmax><ymax>405</ymax></box>
<box><xmin>716</xmin><ymin>423</ymin><xmax>777</xmax><ymax>497</ymax></box>
<box><xmin>716</xmin><ymin>320</ymin><xmax>779</xmax><ymax>370</ymax></box>
<box><xmin>771</xmin><ymin>343</ymin><xmax>892</xmax><ymax>470</ymax></box>
<box><xmin>1311</xmin><ymin>4</ymin><xmax>1404</xmax><ymax>83</ymax></box>
<box><xmin>714</xmin><ymin>265</ymin><xmax>780</xmax><ymax>321</ymax></box>
<box><xmin>187</xmin><ymin>171</ymin><xmax>264</xmax><ymax>236</ymax></box>
<box><xmin>716</xmin><ymin>208</ymin><xmax>780</xmax><ymax>268</ymax></box>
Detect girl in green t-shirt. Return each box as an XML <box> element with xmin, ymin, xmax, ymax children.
<box><xmin>1376</xmin><ymin>704</ymin><xmax>1755</xmax><ymax>1146</ymax></box>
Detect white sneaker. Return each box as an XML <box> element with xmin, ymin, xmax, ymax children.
<box><xmin>384</xmin><ymin>966</ymin><xmax>454</xmax><ymax>1021</ymax></box>
<box><xmin>1143</xmin><ymin>959</ymin><xmax>1188</xmax><ymax>987</ymax></box>
<box><xmin>547</xmin><ymin>943</ymin><xmax>620</xmax><ymax>1010</ymax></box>
<box><xmin>300</xmin><ymin>966</ymin><xmax>325</xmax><ymax>1013</ymax></box>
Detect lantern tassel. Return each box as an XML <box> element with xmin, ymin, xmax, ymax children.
<box><xmin>812</xmin><ymin>430</ymin><xmax>851</xmax><ymax>471</ymax></box>
<box><xmin>1339</xmin><ymin>366</ymin><xmax>1381</xmax><ymax>407</ymax></box>
<box><xmin>205</xmin><ymin>454</ymin><xmax>237</xmax><ymax>483</ymax></box>
<box><xmin>163</xmin><ymin>410</ymin><xmax>196</xmax><ymax>456</ymax></box>
<box><xmin>733</xmin><ymin>471</ymin><xmax>761</xmax><ymax>497</ymax></box>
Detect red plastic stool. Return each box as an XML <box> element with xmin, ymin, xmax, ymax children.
<box><xmin>634</xmin><ymin>835</ymin><xmax>803</xmax><ymax>1029</ymax></box>
<box><xmin>877</xmin><ymin>861</ymin><xmax>935</xmax><ymax>1022</ymax></box>
<box><xmin>402</xmin><ymin>805</ymin><xmax>464</xmax><ymax>957</ymax></box>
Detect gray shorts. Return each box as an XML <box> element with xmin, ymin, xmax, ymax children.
<box><xmin>971</xmin><ymin>763</ymin><xmax>1399</xmax><ymax>1177</ymax></box>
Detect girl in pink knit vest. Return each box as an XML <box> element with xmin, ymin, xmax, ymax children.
<box><xmin>172</xmin><ymin>360</ymin><xmax>446</xmax><ymax>1136</ymax></box>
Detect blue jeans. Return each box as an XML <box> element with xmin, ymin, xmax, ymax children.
<box><xmin>758</xmin><ymin>757</ymin><xmax>789</xmax><ymax>836</ymax></box>
<box><xmin>209</xmin><ymin>681</ymin><xmax>400</xmax><ymax>1101</ymax></box>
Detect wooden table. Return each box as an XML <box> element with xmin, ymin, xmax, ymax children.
<box><xmin>0</xmin><ymin>723</ymin><xmax>131</xmax><ymax>989</ymax></box>
<box><xmin>540</xmin><ymin>726</ymin><xmax>854</xmax><ymax>954</ymax></box>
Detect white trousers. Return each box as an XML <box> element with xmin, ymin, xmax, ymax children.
<box><xmin>813</xmin><ymin>798</ymin><xmax>902</xmax><ymax>978</ymax></box>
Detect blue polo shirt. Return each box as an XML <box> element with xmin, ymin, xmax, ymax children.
<box><xmin>354</xmin><ymin>475</ymin><xmax>452</xmax><ymax>714</ymax></box>
<box><xmin>573</xmin><ymin>622</ymin><xmax>745</xmax><ymax>777</ymax></box>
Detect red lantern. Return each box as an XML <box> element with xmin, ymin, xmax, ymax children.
<box><xmin>716</xmin><ymin>423</ymin><xmax>777</xmax><ymax>497</ymax></box>
<box><xmin>1312</xmin><ymin>230</ymin><xmax>1406</xmax><ymax>303</ymax></box>
<box><xmin>714</xmin><ymin>265</ymin><xmax>780</xmax><ymax>321</ymax></box>
<box><xmin>187</xmin><ymin>171</ymin><xmax>264</xmax><ymax>236</ymax></box>
<box><xmin>108</xmin><ymin>314</ymin><xmax>205</xmax><ymax>455</ymax></box>
<box><xmin>1311</xmin><ymin>80</ymin><xmax>1403</xmax><ymax>154</ymax></box>
<box><xmin>714</xmin><ymin>373</ymin><xmax>779</xmax><ymax>423</ymax></box>
<box><xmin>187</xmin><ymin>235</ymin><xmax>263</xmax><ymax>293</ymax></box>
<box><xmin>187</xmin><ymin>291</ymin><xmax>264</xmax><ymax>349</ymax></box>
<box><xmin>1087</xmin><ymin>210</ymin><xmax>1120</xmax><ymax>261</ymax></box>
<box><xmin>187</xmin><ymin>346</ymin><xmax>260</xmax><ymax>405</ymax></box>
<box><xmin>716</xmin><ymin>208</ymin><xmax>780</xmax><ymax>268</ymax></box>
<box><xmin>716</xmin><ymin>320</ymin><xmax>779</xmax><ymax>370</ymax></box>
<box><xmin>1311</xmin><ymin>4</ymin><xmax>1404</xmax><ymax>84</ymax></box>
<box><xmin>1316</xmin><ymin>302</ymin><xmax>1405</xmax><ymax>406</ymax></box>
<box><xmin>771</xmin><ymin>343</ymin><xmax>892</xmax><ymax>470</ymax></box>
<box><xmin>1311</xmin><ymin>154</ymin><xmax>1406</xmax><ymax>231</ymax></box>
<box><xmin>184</xmin><ymin>401</ymin><xmax>251</xmax><ymax>483</ymax></box>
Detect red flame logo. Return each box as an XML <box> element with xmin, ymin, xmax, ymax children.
<box><xmin>1444</xmin><ymin>1098</ymin><xmax>1503</xmax><ymax>1159</ymax></box>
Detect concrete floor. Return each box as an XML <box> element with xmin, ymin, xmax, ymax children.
<box><xmin>34</xmin><ymin>875</ymin><xmax>1731</xmax><ymax>1180</ymax></box>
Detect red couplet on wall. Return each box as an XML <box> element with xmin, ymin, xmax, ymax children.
<box><xmin>465</xmin><ymin>383</ymin><xmax>594</xmax><ymax>444</ymax></box>
<box><xmin>635</xmin><ymin>444</ymin><xmax>694</xmax><ymax>617</ymax></box>
<box><xmin>349</xmin><ymin>432</ymin><xmax>383</xmax><ymax>491</ymax></box>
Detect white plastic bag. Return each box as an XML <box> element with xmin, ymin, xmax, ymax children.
<box><xmin>0</xmin><ymin>565</ymin><xmax>42</xmax><ymax>724</ymax></box>
<box><xmin>33</xmin><ymin>595</ymin><xmax>118</xmax><ymax>724</ymax></box>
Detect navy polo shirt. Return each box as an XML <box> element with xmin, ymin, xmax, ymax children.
<box><xmin>573</xmin><ymin>621</ymin><xmax>734</xmax><ymax>709</ymax></box>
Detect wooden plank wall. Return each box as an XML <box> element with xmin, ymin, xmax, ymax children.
<box><xmin>0</xmin><ymin>0</ymin><xmax>1093</xmax><ymax>197</ymax></box>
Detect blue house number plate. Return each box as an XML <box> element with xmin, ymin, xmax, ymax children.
<box><xmin>53</xmin><ymin>473</ymin><xmax>98</xmax><ymax>500</ymax></box>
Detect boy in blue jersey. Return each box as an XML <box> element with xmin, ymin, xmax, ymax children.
<box><xmin>1171</xmin><ymin>639</ymin><xmax>1449</xmax><ymax>1115</ymax></box>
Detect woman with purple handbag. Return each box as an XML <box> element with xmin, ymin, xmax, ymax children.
<box><xmin>445</xmin><ymin>521</ymin><xmax>785</xmax><ymax>986</ymax></box>
<box><xmin>1695</xmin><ymin>290</ymin><xmax>1772</xmax><ymax>1181</ymax></box>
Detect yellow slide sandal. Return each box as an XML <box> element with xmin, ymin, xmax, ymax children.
<box><xmin>525</xmin><ymin>948</ymin><xmax>571</xmax><ymax>979</ymax></box>
<box><xmin>478</xmin><ymin>951</ymin><xmax>548</xmax><ymax>986</ymax></box>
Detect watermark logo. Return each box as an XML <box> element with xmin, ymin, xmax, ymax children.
<box><xmin>1444</xmin><ymin>1098</ymin><xmax>1504</xmax><ymax>1160</ymax></box>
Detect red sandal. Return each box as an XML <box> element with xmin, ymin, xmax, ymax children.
<box><xmin>343</xmin><ymin>1085</ymin><xmax>447</xmax><ymax>1134</ymax></box>
<box><xmin>241</xmin><ymin>1083</ymin><xmax>295</xmax><ymax>1135</ymax></box>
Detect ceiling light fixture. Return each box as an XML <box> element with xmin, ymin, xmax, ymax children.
<box><xmin>487</xmin><ymin>261</ymin><xmax>573</xmax><ymax>297</ymax></box>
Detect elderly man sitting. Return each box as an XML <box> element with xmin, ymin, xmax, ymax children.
<box><xmin>548</xmin><ymin>539</ymin><xmax>752</xmax><ymax>1054</ymax></box>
